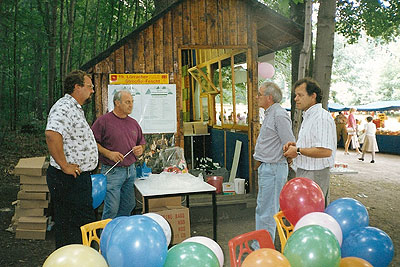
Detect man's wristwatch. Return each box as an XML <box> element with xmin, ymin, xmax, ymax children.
<box><xmin>297</xmin><ymin>147</ymin><xmax>302</xmax><ymax>156</ymax></box>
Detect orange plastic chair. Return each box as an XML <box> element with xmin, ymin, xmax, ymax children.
<box><xmin>273</xmin><ymin>211</ymin><xmax>294</xmax><ymax>252</ymax></box>
<box><xmin>228</xmin><ymin>229</ymin><xmax>275</xmax><ymax>267</ymax></box>
<box><xmin>80</xmin><ymin>219</ymin><xmax>112</xmax><ymax>248</ymax></box>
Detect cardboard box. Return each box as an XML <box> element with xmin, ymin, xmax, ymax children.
<box><xmin>18</xmin><ymin>216</ymin><xmax>48</xmax><ymax>230</ymax></box>
<box><xmin>20</xmin><ymin>175</ymin><xmax>47</xmax><ymax>185</ymax></box>
<box><xmin>20</xmin><ymin>184</ymin><xmax>49</xmax><ymax>192</ymax></box>
<box><xmin>14</xmin><ymin>157</ymin><xmax>47</xmax><ymax>176</ymax></box>
<box><xmin>19</xmin><ymin>199</ymin><xmax>48</xmax><ymax>209</ymax></box>
<box><xmin>16</xmin><ymin>228</ymin><xmax>46</xmax><ymax>240</ymax></box>
<box><xmin>183</xmin><ymin>122</ymin><xmax>194</xmax><ymax>135</ymax></box>
<box><xmin>148</xmin><ymin>196</ymin><xmax>181</xmax><ymax>211</ymax></box>
<box><xmin>222</xmin><ymin>182</ymin><xmax>235</xmax><ymax>195</ymax></box>
<box><xmin>17</xmin><ymin>190</ymin><xmax>48</xmax><ymax>200</ymax></box>
<box><xmin>193</xmin><ymin>122</ymin><xmax>208</xmax><ymax>134</ymax></box>
<box><xmin>152</xmin><ymin>206</ymin><xmax>190</xmax><ymax>244</ymax></box>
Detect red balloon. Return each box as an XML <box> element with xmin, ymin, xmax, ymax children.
<box><xmin>279</xmin><ymin>177</ymin><xmax>325</xmax><ymax>225</ymax></box>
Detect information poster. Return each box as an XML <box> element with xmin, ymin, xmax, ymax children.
<box><xmin>108</xmin><ymin>84</ymin><xmax>177</xmax><ymax>134</ymax></box>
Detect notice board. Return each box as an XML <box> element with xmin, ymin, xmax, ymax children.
<box><xmin>108</xmin><ymin>84</ymin><xmax>177</xmax><ymax>134</ymax></box>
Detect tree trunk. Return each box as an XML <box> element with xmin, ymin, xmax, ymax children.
<box><xmin>313</xmin><ymin>0</ymin><xmax>337</xmax><ymax>110</ymax></box>
<box><xmin>59</xmin><ymin>0</ymin><xmax>64</xmax><ymax>88</ymax></box>
<box><xmin>92</xmin><ymin>0</ymin><xmax>100</xmax><ymax>57</ymax></box>
<box><xmin>77</xmin><ymin>0</ymin><xmax>89</xmax><ymax>66</ymax></box>
<box><xmin>34</xmin><ymin>41</ymin><xmax>43</xmax><ymax>120</ymax></box>
<box><xmin>12</xmin><ymin>0</ymin><xmax>18</xmax><ymax>130</ymax></box>
<box><xmin>63</xmin><ymin>0</ymin><xmax>76</xmax><ymax>77</ymax></box>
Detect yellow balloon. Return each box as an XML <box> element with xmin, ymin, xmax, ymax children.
<box><xmin>340</xmin><ymin>257</ymin><xmax>373</xmax><ymax>267</ymax></box>
<box><xmin>242</xmin><ymin>248</ymin><xmax>290</xmax><ymax>267</ymax></box>
<box><xmin>43</xmin><ymin>244</ymin><xmax>108</xmax><ymax>267</ymax></box>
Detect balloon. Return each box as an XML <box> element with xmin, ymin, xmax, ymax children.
<box><xmin>279</xmin><ymin>177</ymin><xmax>325</xmax><ymax>225</ymax></box>
<box><xmin>183</xmin><ymin>236</ymin><xmax>224</xmax><ymax>267</ymax></box>
<box><xmin>294</xmin><ymin>211</ymin><xmax>343</xmax><ymax>246</ymax></box>
<box><xmin>283</xmin><ymin>225</ymin><xmax>341</xmax><ymax>267</ymax></box>
<box><xmin>144</xmin><ymin>212</ymin><xmax>172</xmax><ymax>246</ymax></box>
<box><xmin>91</xmin><ymin>174</ymin><xmax>107</xmax><ymax>209</ymax></box>
<box><xmin>241</xmin><ymin>248</ymin><xmax>290</xmax><ymax>267</ymax></box>
<box><xmin>106</xmin><ymin>215</ymin><xmax>167</xmax><ymax>267</ymax></box>
<box><xmin>43</xmin><ymin>244</ymin><xmax>108</xmax><ymax>267</ymax></box>
<box><xmin>340</xmin><ymin>257</ymin><xmax>373</xmax><ymax>267</ymax></box>
<box><xmin>325</xmin><ymin>197</ymin><xmax>369</xmax><ymax>239</ymax></box>
<box><xmin>341</xmin><ymin>226</ymin><xmax>394</xmax><ymax>267</ymax></box>
<box><xmin>164</xmin><ymin>242</ymin><xmax>219</xmax><ymax>267</ymax></box>
<box><xmin>99</xmin><ymin>216</ymin><xmax>127</xmax><ymax>260</ymax></box>
<box><xmin>258</xmin><ymin>62</ymin><xmax>275</xmax><ymax>79</ymax></box>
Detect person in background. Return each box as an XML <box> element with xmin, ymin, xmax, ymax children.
<box><xmin>283</xmin><ymin>77</ymin><xmax>336</xmax><ymax>206</ymax></box>
<box><xmin>344</xmin><ymin>108</ymin><xmax>361</xmax><ymax>155</ymax></box>
<box><xmin>91</xmin><ymin>90</ymin><xmax>145</xmax><ymax>219</ymax></box>
<box><xmin>253</xmin><ymin>82</ymin><xmax>295</xmax><ymax>242</ymax></box>
<box><xmin>335</xmin><ymin>111</ymin><xmax>348</xmax><ymax>146</ymax></box>
<box><xmin>45</xmin><ymin>70</ymin><xmax>98</xmax><ymax>248</ymax></box>
<box><xmin>359</xmin><ymin>116</ymin><xmax>379</xmax><ymax>163</ymax></box>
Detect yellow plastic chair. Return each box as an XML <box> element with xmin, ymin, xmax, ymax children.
<box><xmin>80</xmin><ymin>219</ymin><xmax>112</xmax><ymax>248</ymax></box>
<box><xmin>273</xmin><ymin>211</ymin><xmax>294</xmax><ymax>252</ymax></box>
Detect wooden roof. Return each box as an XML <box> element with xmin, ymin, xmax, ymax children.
<box><xmin>81</xmin><ymin>0</ymin><xmax>303</xmax><ymax>71</ymax></box>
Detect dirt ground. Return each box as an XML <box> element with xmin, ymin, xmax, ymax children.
<box><xmin>0</xmin><ymin>132</ymin><xmax>399</xmax><ymax>266</ymax></box>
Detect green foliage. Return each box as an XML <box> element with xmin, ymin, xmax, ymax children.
<box><xmin>336</xmin><ymin>0</ymin><xmax>400</xmax><ymax>44</ymax></box>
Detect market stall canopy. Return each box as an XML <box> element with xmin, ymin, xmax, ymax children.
<box><xmin>354</xmin><ymin>101</ymin><xmax>400</xmax><ymax>111</ymax></box>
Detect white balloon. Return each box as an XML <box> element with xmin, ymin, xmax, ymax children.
<box><xmin>143</xmin><ymin>212</ymin><xmax>172</xmax><ymax>246</ymax></box>
<box><xmin>183</xmin><ymin>236</ymin><xmax>224</xmax><ymax>267</ymax></box>
<box><xmin>294</xmin><ymin>211</ymin><xmax>343</xmax><ymax>246</ymax></box>
<box><xmin>43</xmin><ymin>244</ymin><xmax>108</xmax><ymax>267</ymax></box>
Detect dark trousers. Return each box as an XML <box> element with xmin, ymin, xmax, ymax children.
<box><xmin>47</xmin><ymin>165</ymin><xmax>95</xmax><ymax>249</ymax></box>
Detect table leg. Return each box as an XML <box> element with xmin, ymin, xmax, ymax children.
<box><xmin>212</xmin><ymin>192</ymin><xmax>217</xmax><ymax>241</ymax></box>
<box><xmin>186</xmin><ymin>195</ymin><xmax>190</xmax><ymax>208</ymax></box>
<box><xmin>191</xmin><ymin>135</ymin><xmax>194</xmax><ymax>168</ymax></box>
<box><xmin>144</xmin><ymin>197</ymin><xmax>149</xmax><ymax>213</ymax></box>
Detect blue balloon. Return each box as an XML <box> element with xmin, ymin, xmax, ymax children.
<box><xmin>99</xmin><ymin>216</ymin><xmax>127</xmax><ymax>261</ymax></box>
<box><xmin>106</xmin><ymin>215</ymin><xmax>167</xmax><ymax>267</ymax></box>
<box><xmin>342</xmin><ymin>226</ymin><xmax>394</xmax><ymax>267</ymax></box>
<box><xmin>325</xmin><ymin>197</ymin><xmax>369</xmax><ymax>239</ymax></box>
<box><xmin>91</xmin><ymin>174</ymin><xmax>107</xmax><ymax>209</ymax></box>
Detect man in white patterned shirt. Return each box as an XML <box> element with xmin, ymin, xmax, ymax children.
<box><xmin>283</xmin><ymin>78</ymin><xmax>336</xmax><ymax>205</ymax></box>
<box><xmin>45</xmin><ymin>70</ymin><xmax>98</xmax><ymax>248</ymax></box>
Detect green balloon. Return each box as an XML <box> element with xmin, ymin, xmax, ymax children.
<box><xmin>164</xmin><ymin>242</ymin><xmax>220</xmax><ymax>267</ymax></box>
<box><xmin>283</xmin><ymin>225</ymin><xmax>341</xmax><ymax>267</ymax></box>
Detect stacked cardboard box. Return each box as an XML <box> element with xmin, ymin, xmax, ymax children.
<box><xmin>146</xmin><ymin>196</ymin><xmax>191</xmax><ymax>245</ymax></box>
<box><xmin>13</xmin><ymin>157</ymin><xmax>49</xmax><ymax>240</ymax></box>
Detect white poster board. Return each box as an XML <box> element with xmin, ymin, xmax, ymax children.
<box><xmin>108</xmin><ymin>84</ymin><xmax>177</xmax><ymax>134</ymax></box>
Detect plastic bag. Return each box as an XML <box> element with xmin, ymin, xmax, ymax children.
<box><xmin>159</xmin><ymin>147</ymin><xmax>188</xmax><ymax>173</ymax></box>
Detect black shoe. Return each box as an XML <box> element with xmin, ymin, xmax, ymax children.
<box><xmin>370</xmin><ymin>160</ymin><xmax>375</xmax><ymax>163</ymax></box>
<box><xmin>358</xmin><ymin>158</ymin><xmax>364</xmax><ymax>161</ymax></box>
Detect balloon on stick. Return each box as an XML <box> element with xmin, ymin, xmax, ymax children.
<box><xmin>341</xmin><ymin>226</ymin><xmax>394</xmax><ymax>267</ymax></box>
<box><xmin>258</xmin><ymin>62</ymin><xmax>275</xmax><ymax>79</ymax></box>
<box><xmin>183</xmin><ymin>236</ymin><xmax>224</xmax><ymax>267</ymax></box>
<box><xmin>279</xmin><ymin>177</ymin><xmax>325</xmax><ymax>225</ymax></box>
<box><xmin>294</xmin><ymin>211</ymin><xmax>343</xmax><ymax>246</ymax></box>
<box><xmin>325</xmin><ymin>197</ymin><xmax>369</xmax><ymax>240</ymax></box>
<box><xmin>241</xmin><ymin>248</ymin><xmax>290</xmax><ymax>267</ymax></box>
<box><xmin>43</xmin><ymin>244</ymin><xmax>108</xmax><ymax>267</ymax></box>
<box><xmin>91</xmin><ymin>174</ymin><xmax>107</xmax><ymax>209</ymax></box>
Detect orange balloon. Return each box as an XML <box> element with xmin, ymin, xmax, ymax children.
<box><xmin>340</xmin><ymin>257</ymin><xmax>373</xmax><ymax>267</ymax></box>
<box><xmin>242</xmin><ymin>248</ymin><xmax>290</xmax><ymax>267</ymax></box>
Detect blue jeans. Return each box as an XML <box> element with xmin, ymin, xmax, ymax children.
<box><xmin>256</xmin><ymin>162</ymin><xmax>288</xmax><ymax>241</ymax></box>
<box><xmin>101</xmin><ymin>164</ymin><xmax>136</xmax><ymax>219</ymax></box>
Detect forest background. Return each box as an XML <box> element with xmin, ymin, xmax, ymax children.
<box><xmin>0</xmin><ymin>0</ymin><xmax>400</xmax><ymax>136</ymax></box>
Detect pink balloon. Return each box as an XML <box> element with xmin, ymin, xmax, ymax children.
<box><xmin>258</xmin><ymin>62</ymin><xmax>275</xmax><ymax>79</ymax></box>
<box><xmin>183</xmin><ymin>236</ymin><xmax>224</xmax><ymax>267</ymax></box>
<box><xmin>294</xmin><ymin>212</ymin><xmax>343</xmax><ymax>246</ymax></box>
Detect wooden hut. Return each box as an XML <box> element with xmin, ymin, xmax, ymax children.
<box><xmin>81</xmin><ymin>0</ymin><xmax>303</xmax><ymax>192</ymax></box>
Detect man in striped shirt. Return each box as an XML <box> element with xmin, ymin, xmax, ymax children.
<box><xmin>283</xmin><ymin>78</ymin><xmax>336</xmax><ymax>205</ymax></box>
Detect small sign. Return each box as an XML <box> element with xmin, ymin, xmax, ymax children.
<box><xmin>109</xmin><ymin>74</ymin><xmax>169</xmax><ymax>84</ymax></box>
